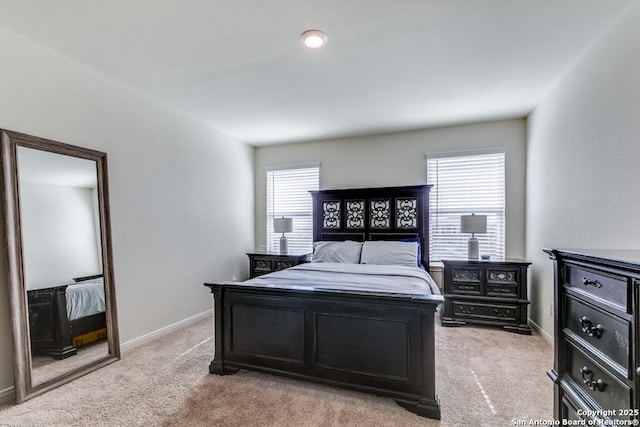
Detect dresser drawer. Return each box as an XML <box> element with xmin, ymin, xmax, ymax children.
<box><xmin>565</xmin><ymin>341</ymin><xmax>631</xmax><ymax>414</ymax></box>
<box><xmin>486</xmin><ymin>284</ymin><xmax>519</xmax><ymax>298</ymax></box>
<box><xmin>565</xmin><ymin>264</ymin><xmax>628</xmax><ymax>311</ymax></box>
<box><xmin>486</xmin><ymin>267</ymin><xmax>520</xmax><ymax>298</ymax></box>
<box><xmin>451</xmin><ymin>282</ymin><xmax>482</xmax><ymax>295</ymax></box>
<box><xmin>252</xmin><ymin>257</ymin><xmax>274</xmax><ymax>276</ymax></box>
<box><xmin>451</xmin><ymin>267</ymin><xmax>481</xmax><ymax>282</ymax></box>
<box><xmin>560</xmin><ymin>396</ymin><xmax>584</xmax><ymax>422</ymax></box>
<box><xmin>451</xmin><ymin>301</ymin><xmax>519</xmax><ymax>323</ymax></box>
<box><xmin>273</xmin><ymin>260</ymin><xmax>296</xmax><ymax>271</ymax></box>
<box><xmin>486</xmin><ymin>268</ymin><xmax>519</xmax><ymax>285</ymax></box>
<box><xmin>450</xmin><ymin>267</ymin><xmax>482</xmax><ymax>295</ymax></box>
<box><xmin>565</xmin><ymin>295</ymin><xmax>630</xmax><ymax>376</ymax></box>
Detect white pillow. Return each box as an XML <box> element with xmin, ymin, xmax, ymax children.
<box><xmin>312</xmin><ymin>241</ymin><xmax>363</xmax><ymax>264</ymax></box>
<box><xmin>360</xmin><ymin>241</ymin><xmax>419</xmax><ymax>267</ymax></box>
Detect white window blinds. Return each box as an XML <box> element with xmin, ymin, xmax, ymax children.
<box><xmin>266</xmin><ymin>164</ymin><xmax>319</xmax><ymax>254</ymax></box>
<box><xmin>427</xmin><ymin>151</ymin><xmax>505</xmax><ymax>260</ymax></box>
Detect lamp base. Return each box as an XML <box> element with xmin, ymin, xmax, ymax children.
<box><xmin>279</xmin><ymin>236</ymin><xmax>288</xmax><ymax>254</ymax></box>
<box><xmin>467</xmin><ymin>237</ymin><xmax>479</xmax><ymax>260</ymax></box>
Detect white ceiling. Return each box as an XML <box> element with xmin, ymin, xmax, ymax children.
<box><xmin>0</xmin><ymin>1</ymin><xmax>633</xmax><ymax>146</ymax></box>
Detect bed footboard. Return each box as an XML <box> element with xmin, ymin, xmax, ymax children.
<box><xmin>205</xmin><ymin>282</ymin><xmax>443</xmax><ymax>420</ymax></box>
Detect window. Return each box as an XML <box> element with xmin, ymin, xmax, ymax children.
<box><xmin>427</xmin><ymin>151</ymin><xmax>505</xmax><ymax>260</ymax></box>
<box><xmin>266</xmin><ymin>164</ymin><xmax>319</xmax><ymax>253</ymax></box>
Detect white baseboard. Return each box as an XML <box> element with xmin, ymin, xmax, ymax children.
<box><xmin>120</xmin><ymin>309</ymin><xmax>212</xmax><ymax>352</ymax></box>
<box><xmin>0</xmin><ymin>385</ymin><xmax>14</xmax><ymax>404</ymax></box>
<box><xmin>528</xmin><ymin>318</ymin><xmax>553</xmax><ymax>345</ymax></box>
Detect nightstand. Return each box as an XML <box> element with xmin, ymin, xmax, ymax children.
<box><xmin>247</xmin><ymin>252</ymin><xmax>311</xmax><ymax>278</ymax></box>
<box><xmin>440</xmin><ymin>259</ymin><xmax>531</xmax><ymax>334</ymax></box>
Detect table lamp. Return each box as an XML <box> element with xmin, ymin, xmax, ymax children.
<box><xmin>461</xmin><ymin>214</ymin><xmax>487</xmax><ymax>260</ymax></box>
<box><xmin>273</xmin><ymin>217</ymin><xmax>293</xmax><ymax>254</ymax></box>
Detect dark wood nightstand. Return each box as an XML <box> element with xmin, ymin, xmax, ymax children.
<box><xmin>247</xmin><ymin>252</ymin><xmax>311</xmax><ymax>278</ymax></box>
<box><xmin>440</xmin><ymin>258</ymin><xmax>531</xmax><ymax>334</ymax></box>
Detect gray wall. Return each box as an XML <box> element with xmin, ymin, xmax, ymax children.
<box><xmin>20</xmin><ymin>182</ymin><xmax>101</xmax><ymax>289</ymax></box>
<box><xmin>255</xmin><ymin>118</ymin><xmax>527</xmax><ymax>259</ymax></box>
<box><xmin>0</xmin><ymin>26</ymin><xmax>254</xmax><ymax>399</ymax></box>
<box><xmin>526</xmin><ymin>2</ymin><xmax>640</xmax><ymax>340</ymax></box>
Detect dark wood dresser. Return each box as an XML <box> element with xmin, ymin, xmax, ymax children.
<box><xmin>545</xmin><ymin>249</ymin><xmax>640</xmax><ymax>423</ymax></box>
<box><xmin>440</xmin><ymin>259</ymin><xmax>531</xmax><ymax>334</ymax></box>
<box><xmin>27</xmin><ymin>286</ymin><xmax>76</xmax><ymax>359</ymax></box>
<box><xmin>247</xmin><ymin>252</ymin><xmax>310</xmax><ymax>278</ymax></box>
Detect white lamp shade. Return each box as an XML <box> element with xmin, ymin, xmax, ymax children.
<box><xmin>273</xmin><ymin>217</ymin><xmax>293</xmax><ymax>234</ymax></box>
<box><xmin>461</xmin><ymin>214</ymin><xmax>487</xmax><ymax>234</ymax></box>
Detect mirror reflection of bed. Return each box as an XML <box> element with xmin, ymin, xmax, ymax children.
<box><xmin>17</xmin><ymin>146</ymin><xmax>109</xmax><ymax>387</ymax></box>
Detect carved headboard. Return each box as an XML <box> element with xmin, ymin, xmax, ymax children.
<box><xmin>309</xmin><ymin>185</ymin><xmax>432</xmax><ymax>269</ymax></box>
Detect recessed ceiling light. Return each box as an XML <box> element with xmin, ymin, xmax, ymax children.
<box><xmin>300</xmin><ymin>29</ymin><xmax>327</xmax><ymax>49</ymax></box>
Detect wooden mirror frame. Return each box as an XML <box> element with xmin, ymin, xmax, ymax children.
<box><xmin>0</xmin><ymin>130</ymin><xmax>120</xmax><ymax>403</ymax></box>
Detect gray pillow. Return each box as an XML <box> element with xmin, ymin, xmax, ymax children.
<box><xmin>360</xmin><ymin>241</ymin><xmax>418</xmax><ymax>267</ymax></box>
<box><xmin>312</xmin><ymin>241</ymin><xmax>363</xmax><ymax>263</ymax></box>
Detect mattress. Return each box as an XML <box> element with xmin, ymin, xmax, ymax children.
<box><xmin>65</xmin><ymin>278</ymin><xmax>105</xmax><ymax>321</ymax></box>
<box><xmin>244</xmin><ymin>262</ymin><xmax>440</xmax><ymax>298</ymax></box>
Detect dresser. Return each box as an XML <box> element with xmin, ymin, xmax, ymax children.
<box><xmin>545</xmin><ymin>249</ymin><xmax>640</xmax><ymax>423</ymax></box>
<box><xmin>247</xmin><ymin>252</ymin><xmax>310</xmax><ymax>278</ymax></box>
<box><xmin>440</xmin><ymin>259</ymin><xmax>531</xmax><ymax>334</ymax></box>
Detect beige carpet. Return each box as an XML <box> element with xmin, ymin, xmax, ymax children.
<box><xmin>0</xmin><ymin>313</ymin><xmax>553</xmax><ymax>426</ymax></box>
<box><xmin>31</xmin><ymin>341</ymin><xmax>109</xmax><ymax>386</ymax></box>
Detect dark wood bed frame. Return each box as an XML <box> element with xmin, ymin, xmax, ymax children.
<box><xmin>204</xmin><ymin>185</ymin><xmax>444</xmax><ymax>419</ymax></box>
<box><xmin>27</xmin><ymin>275</ymin><xmax>106</xmax><ymax>360</ymax></box>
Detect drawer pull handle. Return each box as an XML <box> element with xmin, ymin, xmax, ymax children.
<box><xmin>460</xmin><ymin>285</ymin><xmax>475</xmax><ymax>290</ymax></box>
<box><xmin>579</xmin><ymin>316</ymin><xmax>604</xmax><ymax>338</ymax></box>
<box><xmin>459</xmin><ymin>306</ymin><xmax>474</xmax><ymax>314</ymax></box>
<box><xmin>580</xmin><ymin>366</ymin><xmax>606</xmax><ymax>392</ymax></box>
<box><xmin>494</xmin><ymin>308</ymin><xmax>511</xmax><ymax>318</ymax></box>
<box><xmin>582</xmin><ymin>277</ymin><xmax>602</xmax><ymax>288</ymax></box>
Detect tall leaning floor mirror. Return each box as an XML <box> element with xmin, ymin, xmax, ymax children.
<box><xmin>0</xmin><ymin>130</ymin><xmax>120</xmax><ymax>403</ymax></box>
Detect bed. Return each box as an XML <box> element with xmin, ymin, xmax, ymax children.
<box><xmin>204</xmin><ymin>185</ymin><xmax>444</xmax><ymax>419</ymax></box>
<box><xmin>27</xmin><ymin>274</ymin><xmax>107</xmax><ymax>359</ymax></box>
